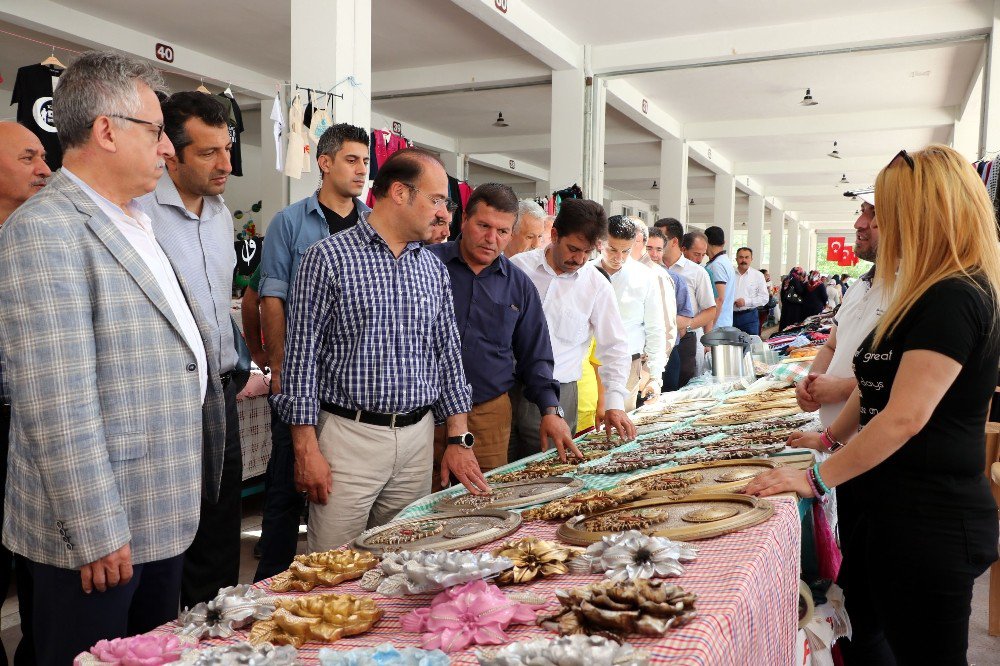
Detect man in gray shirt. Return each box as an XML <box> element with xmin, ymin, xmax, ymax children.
<box><xmin>142</xmin><ymin>91</ymin><xmax>241</xmax><ymax>608</ymax></box>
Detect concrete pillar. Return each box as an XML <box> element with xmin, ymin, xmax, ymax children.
<box><xmin>439</xmin><ymin>151</ymin><xmax>467</xmax><ymax>180</ymax></box>
<box><xmin>259</xmin><ymin>98</ymin><xmax>288</xmax><ymax>234</ymax></box>
<box><xmin>658</xmin><ymin>138</ymin><xmax>688</xmax><ymax>225</ymax></box>
<box><xmin>290</xmin><ymin>0</ymin><xmax>371</xmax><ymax>204</ymax></box>
<box><xmin>786</xmin><ymin>220</ymin><xmax>800</xmax><ymax>272</ymax></box>
<box><xmin>798</xmin><ymin>225</ymin><xmax>811</xmax><ymax>272</ymax></box>
<box><xmin>807</xmin><ymin>231</ymin><xmax>818</xmax><ymax>272</ymax></box>
<box><xmin>980</xmin><ymin>0</ymin><xmax>1000</xmax><ymax>156</ymax></box>
<box><xmin>768</xmin><ymin>207</ymin><xmax>784</xmax><ymax>277</ymax></box>
<box><xmin>550</xmin><ymin>68</ymin><xmax>585</xmax><ymax>194</ymax></box>
<box><xmin>747</xmin><ymin>194</ymin><xmax>765</xmax><ymax>267</ymax></box>
<box><xmin>583</xmin><ymin>75</ymin><xmax>607</xmax><ymax>200</ymax></box>
<box><xmin>713</xmin><ymin>174</ymin><xmax>736</xmax><ymax>249</ymax></box>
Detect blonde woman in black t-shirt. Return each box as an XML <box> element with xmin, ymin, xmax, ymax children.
<box><xmin>748</xmin><ymin>144</ymin><xmax>1000</xmax><ymax>665</ymax></box>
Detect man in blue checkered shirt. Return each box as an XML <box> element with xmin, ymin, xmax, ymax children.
<box><xmin>274</xmin><ymin>148</ymin><xmax>490</xmax><ymax>552</ymax></box>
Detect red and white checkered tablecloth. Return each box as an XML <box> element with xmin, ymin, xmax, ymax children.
<box><xmin>150</xmin><ymin>497</ymin><xmax>800</xmax><ymax>665</ymax></box>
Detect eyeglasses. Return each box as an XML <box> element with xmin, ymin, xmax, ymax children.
<box><xmin>888</xmin><ymin>149</ymin><xmax>915</xmax><ymax>170</ymax></box>
<box><xmin>88</xmin><ymin>115</ymin><xmax>165</xmax><ymax>141</ymax></box>
<box><xmin>403</xmin><ymin>184</ymin><xmax>458</xmax><ymax>214</ymax></box>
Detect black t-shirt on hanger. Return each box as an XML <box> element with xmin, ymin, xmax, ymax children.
<box><xmin>12</xmin><ymin>63</ymin><xmax>63</xmax><ymax>169</ymax></box>
<box><xmin>319</xmin><ymin>201</ymin><xmax>359</xmax><ymax>236</ymax></box>
<box><xmin>217</xmin><ymin>93</ymin><xmax>245</xmax><ymax>177</ymax></box>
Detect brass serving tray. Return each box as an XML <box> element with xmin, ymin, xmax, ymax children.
<box><xmin>354</xmin><ymin>509</ymin><xmax>521</xmax><ymax>555</ymax></box>
<box><xmin>434</xmin><ymin>476</ymin><xmax>585</xmax><ymax>513</ymax></box>
<box><xmin>627</xmin><ymin>458</ymin><xmax>780</xmax><ymax>494</ymax></box>
<box><xmin>556</xmin><ymin>493</ymin><xmax>774</xmax><ymax>544</ymax></box>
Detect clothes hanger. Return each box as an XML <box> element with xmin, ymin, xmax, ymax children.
<box><xmin>223</xmin><ymin>82</ymin><xmax>234</xmax><ymax>98</ymax></box>
<box><xmin>41</xmin><ymin>48</ymin><xmax>65</xmax><ymax>70</ymax></box>
<box><xmin>196</xmin><ymin>78</ymin><xmax>211</xmax><ymax>94</ymax></box>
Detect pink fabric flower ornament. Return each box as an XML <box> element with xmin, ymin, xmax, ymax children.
<box><xmin>400</xmin><ymin>579</ymin><xmax>542</xmax><ymax>653</ymax></box>
<box><xmin>88</xmin><ymin>634</ymin><xmax>185</xmax><ymax>665</ymax></box>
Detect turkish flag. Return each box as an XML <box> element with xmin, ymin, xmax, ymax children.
<box><xmin>827</xmin><ymin>236</ymin><xmax>846</xmax><ymax>261</ymax></box>
<box><xmin>838</xmin><ymin>245</ymin><xmax>854</xmax><ymax>266</ymax></box>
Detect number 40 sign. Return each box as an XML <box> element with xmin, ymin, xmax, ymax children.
<box><xmin>155</xmin><ymin>43</ymin><xmax>175</xmax><ymax>64</ymax></box>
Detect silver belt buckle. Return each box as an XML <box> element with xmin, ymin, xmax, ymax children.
<box><xmin>390</xmin><ymin>413</ymin><xmax>398</xmax><ymax>429</ymax></box>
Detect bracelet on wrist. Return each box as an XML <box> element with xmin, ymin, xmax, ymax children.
<box><xmin>805</xmin><ymin>468</ymin><xmax>827</xmax><ymax>503</ymax></box>
<box><xmin>812</xmin><ymin>463</ymin><xmax>831</xmax><ymax>495</ymax></box>
<box><xmin>823</xmin><ymin>428</ymin><xmax>844</xmax><ymax>452</ymax></box>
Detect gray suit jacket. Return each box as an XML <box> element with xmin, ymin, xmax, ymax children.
<box><xmin>0</xmin><ymin>170</ymin><xmax>226</xmax><ymax>568</ymax></box>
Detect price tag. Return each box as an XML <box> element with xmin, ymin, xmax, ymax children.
<box><xmin>495</xmin><ymin>0</ymin><xmax>508</xmax><ymax>13</ymax></box>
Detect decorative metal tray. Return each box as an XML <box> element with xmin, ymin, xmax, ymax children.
<box><xmin>354</xmin><ymin>509</ymin><xmax>521</xmax><ymax>555</ymax></box>
<box><xmin>627</xmin><ymin>458</ymin><xmax>780</xmax><ymax>494</ymax></box>
<box><xmin>435</xmin><ymin>476</ymin><xmax>585</xmax><ymax>513</ymax></box>
<box><xmin>556</xmin><ymin>493</ymin><xmax>774</xmax><ymax>544</ymax></box>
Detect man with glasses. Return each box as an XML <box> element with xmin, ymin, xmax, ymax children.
<box><xmin>274</xmin><ymin>148</ymin><xmax>485</xmax><ymax>553</ymax></box>
<box><xmin>254</xmin><ymin>123</ymin><xmax>370</xmax><ymax>581</ymax></box>
<box><xmin>0</xmin><ymin>52</ymin><xmax>225</xmax><ymax>663</ymax></box>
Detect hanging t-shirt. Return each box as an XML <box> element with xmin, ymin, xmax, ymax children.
<box><xmin>217</xmin><ymin>93</ymin><xmax>245</xmax><ymax>177</ymax></box>
<box><xmin>319</xmin><ymin>200</ymin><xmax>359</xmax><ymax>236</ymax></box>
<box><xmin>12</xmin><ymin>63</ymin><xmax>63</xmax><ymax>169</ymax></box>
<box><xmin>853</xmin><ymin>276</ymin><xmax>999</xmax><ymax>512</ymax></box>
<box><xmin>270</xmin><ymin>94</ymin><xmax>284</xmax><ymax>172</ymax></box>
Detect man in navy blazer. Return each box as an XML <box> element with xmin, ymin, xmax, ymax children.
<box><xmin>0</xmin><ymin>52</ymin><xmax>225</xmax><ymax>665</ymax></box>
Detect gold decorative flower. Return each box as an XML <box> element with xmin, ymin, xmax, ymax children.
<box><xmin>491</xmin><ymin>537</ymin><xmax>576</xmax><ymax>585</ymax></box>
<box><xmin>269</xmin><ymin>549</ymin><xmax>378</xmax><ymax>593</ymax></box>
<box><xmin>247</xmin><ymin>594</ymin><xmax>382</xmax><ymax>648</ymax></box>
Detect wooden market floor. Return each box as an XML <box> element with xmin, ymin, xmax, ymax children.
<box><xmin>0</xmin><ymin>484</ymin><xmax>996</xmax><ymax>663</ymax></box>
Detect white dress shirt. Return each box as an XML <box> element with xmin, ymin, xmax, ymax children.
<box><xmin>639</xmin><ymin>254</ymin><xmax>678</xmax><ymax>358</ymax></box>
<box><xmin>592</xmin><ymin>257</ymin><xmax>667</xmax><ymax>385</ymax></box>
<box><xmin>734</xmin><ymin>266</ymin><xmax>769</xmax><ymax>311</ymax></box>
<box><xmin>63</xmin><ymin>168</ymin><xmax>208</xmax><ymax>400</ymax></box>
<box><xmin>669</xmin><ymin>255</ymin><xmax>715</xmax><ymax>314</ymax></box>
<box><xmin>510</xmin><ymin>248</ymin><xmax>631</xmax><ymax>410</ymax></box>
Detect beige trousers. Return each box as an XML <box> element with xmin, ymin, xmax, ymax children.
<box><xmin>624</xmin><ymin>356</ymin><xmax>651</xmax><ymax>412</ymax></box>
<box><xmin>308</xmin><ymin>410</ymin><xmax>433</xmax><ymax>552</ymax></box>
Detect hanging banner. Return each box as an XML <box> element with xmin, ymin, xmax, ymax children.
<box><xmin>826</xmin><ymin>236</ymin><xmax>846</xmax><ymax>261</ymax></box>
<box><xmin>838</xmin><ymin>245</ymin><xmax>854</xmax><ymax>266</ymax></box>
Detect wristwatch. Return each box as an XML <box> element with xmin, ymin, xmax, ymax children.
<box><xmin>543</xmin><ymin>405</ymin><xmax>565</xmax><ymax>418</ymax></box>
<box><xmin>447</xmin><ymin>432</ymin><xmax>475</xmax><ymax>449</ymax></box>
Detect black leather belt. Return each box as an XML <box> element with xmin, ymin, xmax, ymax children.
<box><xmin>321</xmin><ymin>402</ymin><xmax>431</xmax><ymax>429</ymax></box>
<box><xmin>220</xmin><ymin>371</ymin><xmax>233</xmax><ymax>388</ymax></box>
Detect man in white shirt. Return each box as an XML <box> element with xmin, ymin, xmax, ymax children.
<box><xmin>592</xmin><ymin>216</ymin><xmax>665</xmax><ymax>410</ymax></box>
<box><xmin>632</xmin><ymin>222</ymin><xmax>678</xmax><ymax>362</ymax></box>
<box><xmin>732</xmin><ymin>247</ymin><xmax>769</xmax><ymax>336</ymax></box>
<box><xmin>509</xmin><ymin>199</ymin><xmax>636</xmax><ymax>459</ymax></box>
<box><xmin>654</xmin><ymin>219</ymin><xmax>716</xmax><ymax>388</ymax></box>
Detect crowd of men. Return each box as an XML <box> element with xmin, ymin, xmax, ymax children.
<box><xmin>0</xmin><ymin>52</ymin><xmax>795</xmax><ymax>662</ymax></box>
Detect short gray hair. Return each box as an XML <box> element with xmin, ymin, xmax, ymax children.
<box><xmin>54</xmin><ymin>51</ymin><xmax>167</xmax><ymax>150</ymax></box>
<box><xmin>636</xmin><ymin>223</ymin><xmax>649</xmax><ymax>242</ymax></box>
<box><xmin>514</xmin><ymin>199</ymin><xmax>545</xmax><ymax>232</ymax></box>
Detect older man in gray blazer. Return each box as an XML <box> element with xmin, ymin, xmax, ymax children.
<box><xmin>0</xmin><ymin>52</ymin><xmax>225</xmax><ymax>665</ymax></box>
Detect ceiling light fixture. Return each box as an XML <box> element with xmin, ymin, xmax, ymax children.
<box><xmin>492</xmin><ymin>112</ymin><xmax>509</xmax><ymax>128</ymax></box>
<box><xmin>800</xmin><ymin>88</ymin><xmax>818</xmax><ymax>106</ymax></box>
<box><xmin>651</xmin><ymin>180</ymin><xmax>659</xmax><ymax>190</ymax></box>
<box><xmin>839</xmin><ymin>174</ymin><xmax>849</xmax><ymax>184</ymax></box>
<box><xmin>828</xmin><ymin>141</ymin><xmax>841</xmax><ymax>159</ymax></box>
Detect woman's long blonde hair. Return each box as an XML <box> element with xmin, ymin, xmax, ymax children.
<box><xmin>872</xmin><ymin>144</ymin><xmax>1000</xmax><ymax>347</ymax></box>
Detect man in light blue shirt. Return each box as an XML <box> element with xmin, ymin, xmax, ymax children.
<box><xmin>705</xmin><ymin>225</ymin><xmax>736</xmax><ymax>329</ymax></box>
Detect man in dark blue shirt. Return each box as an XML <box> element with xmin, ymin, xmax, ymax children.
<box><xmin>427</xmin><ymin>183</ymin><xmax>577</xmax><ymax>487</ymax></box>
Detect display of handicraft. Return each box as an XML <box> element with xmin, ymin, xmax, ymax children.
<box><xmin>178</xmin><ymin>641</ymin><xmax>299</xmax><ymax>666</ymax></box>
<box><xmin>476</xmin><ymin>635</ymin><xmax>650</xmax><ymax>666</ymax></box>
<box><xmin>357</xmin><ymin>549</ymin><xmax>513</xmax><ymax>596</ymax></box>
<box><xmin>539</xmin><ymin>580</ymin><xmax>697</xmax><ymax>638</ymax></box>
<box><xmin>247</xmin><ymin>594</ymin><xmax>382</xmax><ymax>648</ymax></box>
<box><xmin>628</xmin><ymin>471</ymin><xmax>703</xmax><ymax>493</ymax></box>
<box><xmin>354</xmin><ymin>510</ymin><xmax>522</xmax><ymax>555</ymax></box>
<box><xmin>435</xmin><ymin>476</ymin><xmax>584</xmax><ymax>513</ymax></box>
<box><xmin>568</xmin><ymin>530</ymin><xmax>698</xmax><ymax>582</ymax></box>
<box><xmin>559</xmin><ymin>493</ymin><xmax>774</xmax><ymax>544</ymax></box>
<box><xmin>576</xmin><ymin>454</ymin><xmax>674</xmax><ymax>476</ymax></box>
<box><xmin>317</xmin><ymin>643</ymin><xmax>449</xmax><ymax>666</ymax></box>
<box><xmin>487</xmin><ymin>459</ymin><xmax>585</xmax><ymax>483</ymax></box>
<box><xmin>77</xmin><ymin>634</ymin><xmax>196</xmax><ymax>666</ymax></box>
<box><xmin>269</xmin><ymin>549</ymin><xmax>378</xmax><ymax>593</ymax></box>
<box><xmin>177</xmin><ymin>584</ymin><xmax>276</xmax><ymax>639</ymax></box>
<box><xmin>489</xmin><ymin>537</ymin><xmax>577</xmax><ymax>585</ymax></box>
<box><xmin>721</xmin><ymin>386</ymin><xmax>795</xmax><ymax>404</ymax></box>
<box><xmin>629</xmin><ymin>459</ymin><xmax>780</xmax><ymax>495</ymax></box>
<box><xmin>693</xmin><ymin>406</ymin><xmax>801</xmax><ymax>426</ymax></box>
<box><xmin>521</xmin><ymin>485</ymin><xmax>648</xmax><ymax>521</ymax></box>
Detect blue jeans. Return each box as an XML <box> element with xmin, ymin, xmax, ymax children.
<box><xmin>733</xmin><ymin>309</ymin><xmax>761</xmax><ymax>336</ymax></box>
<box><xmin>253</xmin><ymin>405</ymin><xmax>306</xmax><ymax>582</ymax></box>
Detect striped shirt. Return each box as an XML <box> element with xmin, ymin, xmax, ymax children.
<box><xmin>273</xmin><ymin>211</ymin><xmax>472</xmax><ymax>425</ymax></box>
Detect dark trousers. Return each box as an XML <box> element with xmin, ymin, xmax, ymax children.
<box><xmin>733</xmin><ymin>309</ymin><xmax>760</xmax><ymax>337</ymax></box>
<box><xmin>838</xmin><ymin>495</ymin><xmax>997</xmax><ymax>664</ymax></box>
<box><xmin>508</xmin><ymin>381</ymin><xmax>577</xmax><ymax>463</ymax></box>
<box><xmin>180</xmin><ymin>379</ymin><xmax>242</xmax><ymax>607</ymax></box>
<box><xmin>0</xmin><ymin>406</ymin><xmax>33</xmax><ymax>666</ymax></box>
<box><xmin>253</xmin><ymin>406</ymin><xmax>306</xmax><ymax>582</ymax></box>
<box><xmin>677</xmin><ymin>332</ymin><xmax>698</xmax><ymax>389</ymax></box>
<box><xmin>662</xmin><ymin>345</ymin><xmax>682</xmax><ymax>393</ymax></box>
<box><xmin>29</xmin><ymin>554</ymin><xmax>183</xmax><ymax>666</ymax></box>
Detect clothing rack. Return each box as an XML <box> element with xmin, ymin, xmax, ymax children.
<box><xmin>293</xmin><ymin>84</ymin><xmax>343</xmax><ymax>101</ymax></box>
